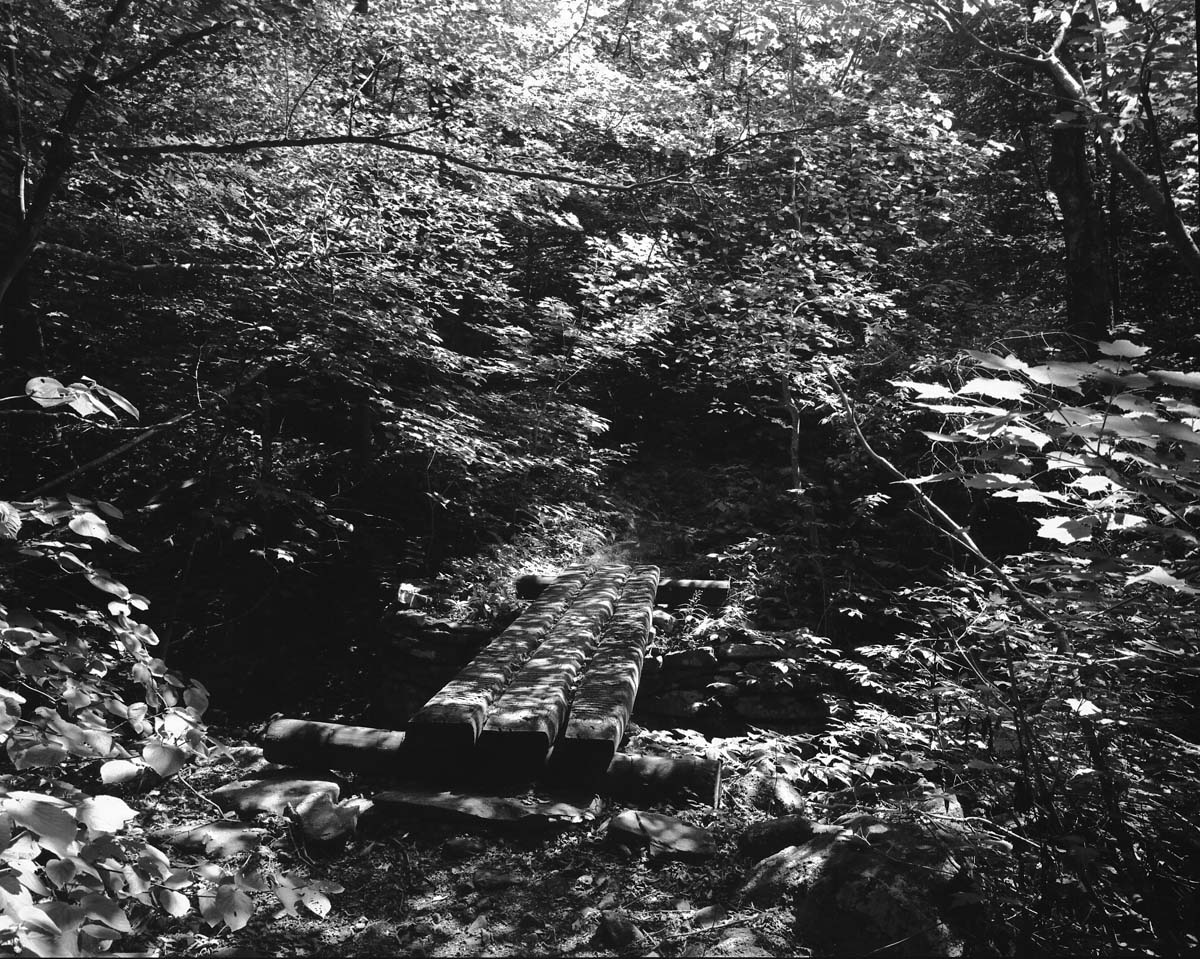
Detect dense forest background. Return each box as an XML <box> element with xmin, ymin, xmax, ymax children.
<box><xmin>1</xmin><ymin>0</ymin><xmax>1199</xmax><ymax>955</ymax></box>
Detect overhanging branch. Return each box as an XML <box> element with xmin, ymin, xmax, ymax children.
<box><xmin>97</xmin><ymin>135</ymin><xmax>679</xmax><ymax>192</ymax></box>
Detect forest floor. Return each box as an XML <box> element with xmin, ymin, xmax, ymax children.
<box><xmin>136</xmin><ymin>727</ymin><xmax>800</xmax><ymax>958</ymax></box>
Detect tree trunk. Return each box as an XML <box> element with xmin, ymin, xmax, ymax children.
<box><xmin>1047</xmin><ymin>115</ymin><xmax>1112</xmax><ymax>346</ymax></box>
<box><xmin>0</xmin><ymin>46</ymin><xmax>38</xmax><ymax>366</ymax></box>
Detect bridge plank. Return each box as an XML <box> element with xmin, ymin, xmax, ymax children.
<box><xmin>556</xmin><ymin>565</ymin><xmax>660</xmax><ymax>770</ymax></box>
<box><xmin>478</xmin><ymin>565</ymin><xmax>630</xmax><ymax>769</ymax></box>
<box><xmin>404</xmin><ymin>565</ymin><xmax>592</xmax><ymax>752</ymax></box>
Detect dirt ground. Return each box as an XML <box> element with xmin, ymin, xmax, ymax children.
<box><xmin>138</xmin><ymin>729</ymin><xmax>800</xmax><ymax>958</ymax></box>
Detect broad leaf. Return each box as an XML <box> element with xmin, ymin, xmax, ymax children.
<box><xmin>142</xmin><ymin>741</ymin><xmax>186</xmax><ymax>778</ymax></box>
<box><xmin>957</xmin><ymin>377</ymin><xmax>1027</xmax><ymax>401</ymax></box>
<box><xmin>1098</xmin><ymin>339</ymin><xmax>1150</xmax><ymax>358</ymax></box>
<box><xmin>5</xmin><ymin>795</ymin><xmax>77</xmax><ymax>857</ymax></box>
<box><xmin>76</xmin><ymin>796</ymin><xmax>136</xmax><ymax>834</ymax></box>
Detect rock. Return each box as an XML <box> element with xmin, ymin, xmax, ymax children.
<box><xmin>740</xmin><ymin>825</ymin><xmax>852</xmax><ymax>906</ymax></box>
<box><xmin>294</xmin><ymin>793</ymin><xmax>374</xmax><ymax>844</ymax></box>
<box><xmin>472</xmin><ymin>867</ymin><xmax>520</xmax><ymax>890</ymax></box>
<box><xmin>212</xmin><ymin>776</ymin><xmax>340</xmax><ymax>818</ymax></box>
<box><xmin>372</xmin><ymin>786</ymin><xmax>601</xmax><ymax>824</ymax></box>
<box><xmin>444</xmin><ymin>836</ymin><xmax>488</xmax><ymax>860</ymax></box>
<box><xmin>704</xmin><ymin>927</ymin><xmax>772</xmax><ymax>957</ymax></box>
<box><xmin>155</xmin><ymin>820</ymin><xmax>266</xmax><ymax>857</ymax></box>
<box><xmin>349</xmin><ymin>921</ymin><xmax>401</xmax><ymax>956</ymax></box>
<box><xmin>772</xmin><ymin>778</ymin><xmax>806</xmax><ymax>814</ymax></box>
<box><xmin>595</xmin><ymin>909</ymin><xmax>648</xmax><ymax>949</ymax></box>
<box><xmin>608</xmin><ymin>809</ymin><xmax>717</xmax><ymax>862</ymax></box>
<box><xmin>652</xmin><ymin>609</ymin><xmax>678</xmax><ymax>636</ymax></box>
<box><xmin>640</xmin><ymin>690</ymin><xmax>706</xmax><ymax>718</ymax></box>
<box><xmin>734</xmin><ymin>694</ymin><xmax>827</xmax><ymax>724</ymax></box>
<box><xmin>791</xmin><ymin>817</ymin><xmax>966</xmax><ymax>956</ymax></box>
<box><xmin>716</xmin><ymin>642</ymin><xmax>782</xmax><ymax>662</ymax></box>
<box><xmin>738</xmin><ymin>815</ymin><xmax>817</xmax><ymax>861</ymax></box>
<box><xmin>662</xmin><ymin>647</ymin><xmax>718</xmax><ymax>672</ymax></box>
<box><xmin>690</xmin><ymin>904</ymin><xmax>727</xmax><ymax>928</ymax></box>
<box><xmin>705</xmin><ymin>682</ymin><xmax>739</xmax><ymax>703</ymax></box>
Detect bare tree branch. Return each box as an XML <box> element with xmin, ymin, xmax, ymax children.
<box><xmin>97</xmin><ymin>134</ymin><xmax>682</xmax><ymax>191</ymax></box>
<box><xmin>101</xmin><ymin>20</ymin><xmax>234</xmax><ymax>88</ymax></box>
<box><xmin>24</xmin><ymin>361</ymin><xmax>273</xmax><ymax>498</ymax></box>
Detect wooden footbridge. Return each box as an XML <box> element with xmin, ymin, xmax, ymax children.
<box><xmin>265</xmin><ymin>565</ymin><xmax>728</xmax><ymax>794</ymax></box>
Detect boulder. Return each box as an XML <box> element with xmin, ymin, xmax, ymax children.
<box><xmin>651</xmin><ymin>609</ymin><xmax>678</xmax><ymax>636</ymax></box>
<box><xmin>662</xmin><ymin>647</ymin><xmax>718</xmax><ymax>672</ymax></box>
<box><xmin>738</xmin><ymin>815</ymin><xmax>817</xmax><ymax>861</ymax></box>
<box><xmin>212</xmin><ymin>776</ymin><xmax>340</xmax><ymax>818</ymax></box>
<box><xmin>715</xmin><ymin>642</ymin><xmax>782</xmax><ymax>662</ymax></box>
<box><xmin>737</xmin><ymin>816</ymin><xmax>968</xmax><ymax>957</ymax></box>
<box><xmin>704</xmin><ymin>927</ymin><xmax>772</xmax><ymax>957</ymax></box>
<box><xmin>155</xmin><ymin>820</ymin><xmax>266</xmax><ymax>857</ymax></box>
<box><xmin>734</xmin><ymin>694</ymin><xmax>827</xmax><ymax>724</ymax></box>
<box><xmin>705</xmin><ymin>682</ymin><xmax>739</xmax><ymax>703</ymax></box>
<box><xmin>595</xmin><ymin>909</ymin><xmax>649</xmax><ymax>949</ymax></box>
<box><xmin>640</xmin><ymin>690</ymin><xmax>706</xmax><ymax>718</ymax></box>
<box><xmin>444</xmin><ymin>836</ymin><xmax>487</xmax><ymax>861</ymax></box>
<box><xmin>607</xmin><ymin>809</ymin><xmax>717</xmax><ymax>862</ymax></box>
<box><xmin>739</xmin><ymin>825</ymin><xmax>851</xmax><ymax>906</ymax></box>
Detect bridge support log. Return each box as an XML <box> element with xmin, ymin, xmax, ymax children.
<box><xmin>262</xmin><ymin>716</ymin><xmax>720</xmax><ymax>803</ymax></box>
<box><xmin>405</xmin><ymin>566</ymin><xmax>591</xmax><ymax>754</ymax></box>
<box><xmin>478</xmin><ymin>565</ymin><xmax>630</xmax><ymax>772</ymax></box>
<box><xmin>516</xmin><ymin>573</ymin><xmax>729</xmax><ymax>610</ymax></box>
<box><xmin>555</xmin><ymin>565</ymin><xmax>660</xmax><ymax>773</ymax></box>
<box><xmin>262</xmin><ymin>719</ymin><xmax>406</xmax><ymax>773</ymax></box>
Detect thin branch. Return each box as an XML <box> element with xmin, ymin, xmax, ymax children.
<box><xmin>824</xmin><ymin>366</ymin><xmax>1064</xmax><ymax>635</ymax></box>
<box><xmin>898</xmin><ymin>0</ymin><xmax>1046</xmax><ymax>68</ymax></box>
<box><xmin>23</xmin><ymin>362</ymin><xmax>272</xmax><ymax>497</ymax></box>
<box><xmin>98</xmin><ymin>134</ymin><xmax>670</xmax><ymax>191</ymax></box>
<box><xmin>100</xmin><ymin>20</ymin><xmax>234</xmax><ymax>87</ymax></box>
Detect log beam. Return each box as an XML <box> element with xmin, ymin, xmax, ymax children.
<box><xmin>404</xmin><ymin>565</ymin><xmax>591</xmax><ymax>753</ymax></box>
<box><xmin>516</xmin><ymin>573</ymin><xmax>729</xmax><ymax>610</ymax></box>
<box><xmin>555</xmin><ymin>565</ymin><xmax>659</xmax><ymax>772</ymax></box>
<box><xmin>477</xmin><ymin>565</ymin><xmax>630</xmax><ymax>772</ymax></box>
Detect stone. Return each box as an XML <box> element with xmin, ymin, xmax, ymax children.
<box><xmin>704</xmin><ymin>927</ymin><xmax>772</xmax><ymax>957</ymax></box>
<box><xmin>294</xmin><ymin>793</ymin><xmax>373</xmax><ymax>844</ymax></box>
<box><xmin>734</xmin><ymin>694</ymin><xmax>827</xmax><ymax>724</ymax></box>
<box><xmin>607</xmin><ymin>809</ymin><xmax>717</xmax><ymax>862</ymax></box>
<box><xmin>349</xmin><ymin>921</ymin><xmax>401</xmax><ymax>957</ymax></box>
<box><xmin>595</xmin><ymin>909</ymin><xmax>648</xmax><ymax>949</ymax></box>
<box><xmin>640</xmin><ymin>690</ymin><xmax>706</xmax><ymax>718</ymax></box>
<box><xmin>739</xmin><ymin>826</ymin><xmax>852</xmax><ymax>906</ymax></box>
<box><xmin>662</xmin><ymin>647</ymin><xmax>718</xmax><ymax>672</ymax></box>
<box><xmin>705</xmin><ymin>681</ymin><xmax>739</xmax><ymax>703</ymax></box>
<box><xmin>772</xmin><ymin>778</ymin><xmax>806</xmax><ymax>814</ymax></box>
<box><xmin>690</xmin><ymin>904</ymin><xmax>727</xmax><ymax>928</ymax></box>
<box><xmin>444</xmin><ymin>836</ymin><xmax>488</xmax><ymax>860</ymax></box>
<box><xmin>715</xmin><ymin>642</ymin><xmax>782</xmax><ymax>662</ymax></box>
<box><xmin>155</xmin><ymin>820</ymin><xmax>266</xmax><ymax>857</ymax></box>
<box><xmin>791</xmin><ymin>817</ymin><xmax>966</xmax><ymax>956</ymax></box>
<box><xmin>372</xmin><ymin>787</ymin><xmax>601</xmax><ymax>824</ymax></box>
<box><xmin>651</xmin><ymin>609</ymin><xmax>678</xmax><ymax>636</ymax></box>
<box><xmin>737</xmin><ymin>815</ymin><xmax>970</xmax><ymax>956</ymax></box>
<box><xmin>212</xmin><ymin>776</ymin><xmax>340</xmax><ymax>818</ymax></box>
<box><xmin>472</xmin><ymin>867</ymin><xmax>521</xmax><ymax>891</ymax></box>
<box><xmin>738</xmin><ymin>815</ymin><xmax>817</xmax><ymax>861</ymax></box>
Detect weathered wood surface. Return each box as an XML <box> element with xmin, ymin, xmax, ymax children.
<box><xmin>556</xmin><ymin>565</ymin><xmax>660</xmax><ymax>770</ymax></box>
<box><xmin>405</xmin><ymin>565</ymin><xmax>591</xmax><ymax>752</ymax></box>
<box><xmin>516</xmin><ymin>572</ymin><xmax>730</xmax><ymax>610</ymax></box>
<box><xmin>596</xmin><ymin>752</ymin><xmax>723</xmax><ymax>808</ymax></box>
<box><xmin>370</xmin><ymin>786</ymin><xmax>602</xmax><ymax>824</ymax></box>
<box><xmin>262</xmin><ymin>718</ymin><xmax>406</xmax><ymax>773</ymax></box>
<box><xmin>259</xmin><ymin>716</ymin><xmax>721</xmax><ymax>802</ymax></box>
<box><xmin>478</xmin><ymin>565</ymin><xmax>630</xmax><ymax>767</ymax></box>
